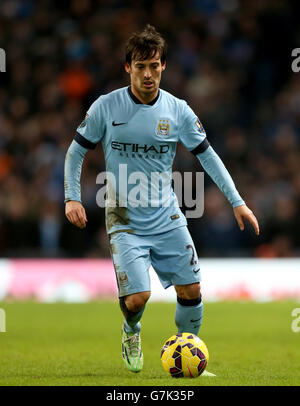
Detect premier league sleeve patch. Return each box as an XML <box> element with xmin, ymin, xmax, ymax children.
<box><xmin>195</xmin><ymin>118</ymin><xmax>205</xmax><ymax>134</ymax></box>
<box><xmin>78</xmin><ymin>113</ymin><xmax>89</xmax><ymax>129</ymax></box>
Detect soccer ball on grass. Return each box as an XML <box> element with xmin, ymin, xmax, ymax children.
<box><xmin>160</xmin><ymin>332</ymin><xmax>209</xmax><ymax>378</ymax></box>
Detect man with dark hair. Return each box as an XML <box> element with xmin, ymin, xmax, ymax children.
<box><xmin>64</xmin><ymin>25</ymin><xmax>259</xmax><ymax>373</ymax></box>
<box><xmin>125</xmin><ymin>24</ymin><xmax>167</xmax><ymax>65</ymax></box>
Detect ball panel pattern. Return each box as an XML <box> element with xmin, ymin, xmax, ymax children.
<box><xmin>160</xmin><ymin>332</ymin><xmax>209</xmax><ymax>378</ymax></box>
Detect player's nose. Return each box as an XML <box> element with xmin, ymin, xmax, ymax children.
<box><xmin>144</xmin><ymin>68</ymin><xmax>151</xmax><ymax>79</ymax></box>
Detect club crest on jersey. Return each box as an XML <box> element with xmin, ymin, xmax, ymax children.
<box><xmin>157</xmin><ymin>118</ymin><xmax>170</xmax><ymax>136</ymax></box>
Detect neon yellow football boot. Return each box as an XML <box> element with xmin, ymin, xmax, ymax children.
<box><xmin>122</xmin><ymin>325</ymin><xmax>143</xmax><ymax>373</ymax></box>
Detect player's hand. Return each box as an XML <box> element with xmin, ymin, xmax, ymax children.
<box><xmin>233</xmin><ymin>204</ymin><xmax>259</xmax><ymax>235</ymax></box>
<box><xmin>65</xmin><ymin>201</ymin><xmax>88</xmax><ymax>229</ymax></box>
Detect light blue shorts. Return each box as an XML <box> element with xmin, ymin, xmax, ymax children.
<box><xmin>109</xmin><ymin>226</ymin><xmax>201</xmax><ymax>297</ymax></box>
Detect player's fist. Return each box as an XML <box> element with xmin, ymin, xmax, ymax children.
<box><xmin>65</xmin><ymin>201</ymin><xmax>88</xmax><ymax>229</ymax></box>
<box><xmin>233</xmin><ymin>204</ymin><xmax>260</xmax><ymax>236</ymax></box>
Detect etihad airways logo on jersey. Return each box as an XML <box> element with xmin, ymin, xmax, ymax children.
<box><xmin>111</xmin><ymin>141</ymin><xmax>169</xmax><ymax>154</ymax></box>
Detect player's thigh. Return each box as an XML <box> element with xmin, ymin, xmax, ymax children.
<box><xmin>150</xmin><ymin>226</ymin><xmax>201</xmax><ymax>288</ymax></box>
<box><xmin>109</xmin><ymin>232</ymin><xmax>152</xmax><ymax>298</ymax></box>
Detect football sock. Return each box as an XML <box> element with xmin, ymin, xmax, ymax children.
<box><xmin>175</xmin><ymin>295</ymin><xmax>203</xmax><ymax>335</ymax></box>
<box><xmin>119</xmin><ymin>297</ymin><xmax>145</xmax><ymax>334</ymax></box>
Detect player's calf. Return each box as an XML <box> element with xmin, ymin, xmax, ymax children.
<box><xmin>119</xmin><ymin>292</ymin><xmax>150</xmax><ymax>334</ymax></box>
<box><xmin>174</xmin><ymin>284</ymin><xmax>203</xmax><ymax>335</ymax></box>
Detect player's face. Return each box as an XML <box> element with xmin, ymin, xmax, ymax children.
<box><xmin>125</xmin><ymin>52</ymin><xmax>166</xmax><ymax>103</ymax></box>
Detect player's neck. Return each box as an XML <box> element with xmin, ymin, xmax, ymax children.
<box><xmin>130</xmin><ymin>85</ymin><xmax>159</xmax><ymax>105</ymax></box>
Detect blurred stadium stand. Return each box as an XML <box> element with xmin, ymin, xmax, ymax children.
<box><xmin>0</xmin><ymin>0</ymin><xmax>300</xmax><ymax>259</ymax></box>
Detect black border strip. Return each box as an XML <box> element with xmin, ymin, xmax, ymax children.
<box><xmin>74</xmin><ymin>132</ymin><xmax>97</xmax><ymax>150</ymax></box>
<box><xmin>177</xmin><ymin>295</ymin><xmax>202</xmax><ymax>306</ymax></box>
<box><xmin>190</xmin><ymin>138</ymin><xmax>210</xmax><ymax>155</ymax></box>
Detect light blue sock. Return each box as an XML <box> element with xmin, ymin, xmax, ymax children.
<box><xmin>175</xmin><ymin>297</ymin><xmax>203</xmax><ymax>335</ymax></box>
<box><xmin>123</xmin><ymin>307</ymin><xmax>145</xmax><ymax>334</ymax></box>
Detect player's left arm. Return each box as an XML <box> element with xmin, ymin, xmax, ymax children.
<box><xmin>195</xmin><ymin>145</ymin><xmax>259</xmax><ymax>235</ymax></box>
<box><xmin>178</xmin><ymin>102</ymin><xmax>259</xmax><ymax>235</ymax></box>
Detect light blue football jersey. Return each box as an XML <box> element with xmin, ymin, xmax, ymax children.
<box><xmin>75</xmin><ymin>86</ymin><xmax>209</xmax><ymax>235</ymax></box>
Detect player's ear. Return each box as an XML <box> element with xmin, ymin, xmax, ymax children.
<box><xmin>161</xmin><ymin>60</ymin><xmax>166</xmax><ymax>72</ymax></box>
<box><xmin>125</xmin><ymin>62</ymin><xmax>131</xmax><ymax>74</ymax></box>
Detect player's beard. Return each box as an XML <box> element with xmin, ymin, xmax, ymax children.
<box><xmin>138</xmin><ymin>79</ymin><xmax>159</xmax><ymax>101</ymax></box>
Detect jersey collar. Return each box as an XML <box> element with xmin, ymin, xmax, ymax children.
<box><xmin>127</xmin><ymin>86</ymin><xmax>160</xmax><ymax>106</ymax></box>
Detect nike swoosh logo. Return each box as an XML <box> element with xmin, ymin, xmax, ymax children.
<box><xmin>193</xmin><ymin>268</ymin><xmax>200</xmax><ymax>274</ymax></box>
<box><xmin>190</xmin><ymin>318</ymin><xmax>201</xmax><ymax>323</ymax></box>
<box><xmin>112</xmin><ymin>121</ymin><xmax>127</xmax><ymax>126</ymax></box>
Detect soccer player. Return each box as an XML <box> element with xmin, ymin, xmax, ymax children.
<box><xmin>64</xmin><ymin>25</ymin><xmax>259</xmax><ymax>373</ymax></box>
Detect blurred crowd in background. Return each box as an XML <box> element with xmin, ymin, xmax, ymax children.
<box><xmin>0</xmin><ymin>0</ymin><xmax>299</xmax><ymax>258</ymax></box>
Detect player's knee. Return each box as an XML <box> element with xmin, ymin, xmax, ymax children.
<box><xmin>175</xmin><ymin>282</ymin><xmax>201</xmax><ymax>300</ymax></box>
<box><xmin>125</xmin><ymin>291</ymin><xmax>150</xmax><ymax>312</ymax></box>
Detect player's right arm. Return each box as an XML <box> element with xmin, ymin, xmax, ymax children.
<box><xmin>65</xmin><ymin>200</ymin><xmax>88</xmax><ymax>229</ymax></box>
<box><xmin>64</xmin><ymin>97</ymin><xmax>105</xmax><ymax>229</ymax></box>
<box><xmin>64</xmin><ymin>140</ymin><xmax>89</xmax><ymax>229</ymax></box>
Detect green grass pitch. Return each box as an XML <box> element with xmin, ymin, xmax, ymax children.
<box><xmin>0</xmin><ymin>301</ymin><xmax>299</xmax><ymax>386</ymax></box>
